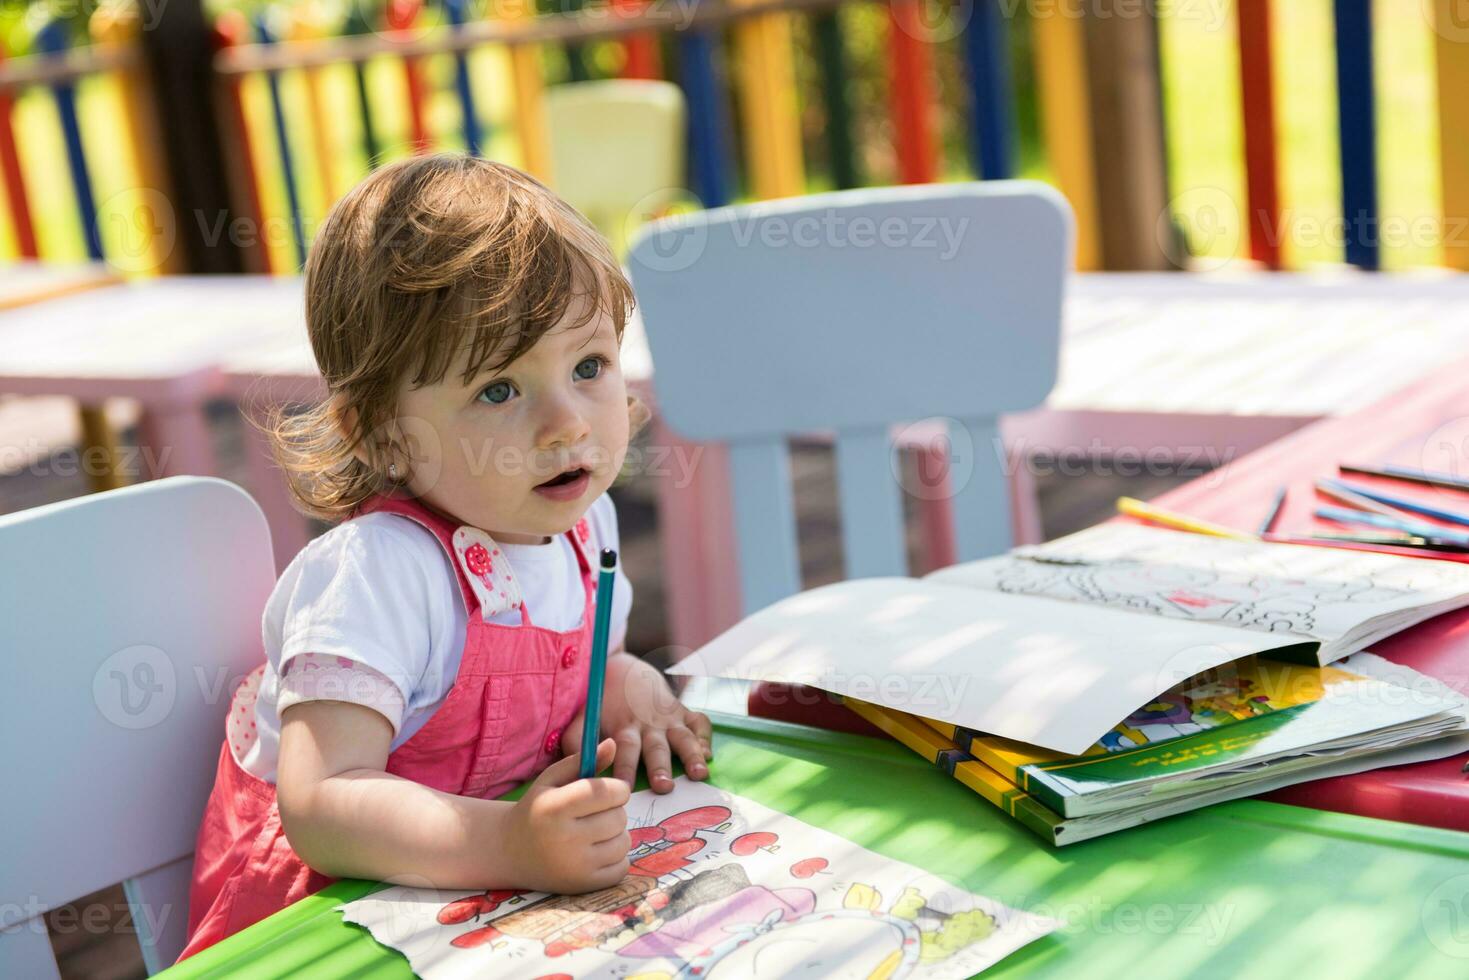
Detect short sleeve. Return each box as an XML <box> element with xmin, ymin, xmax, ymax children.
<box><xmin>276</xmin><ymin>653</ymin><xmax>408</xmax><ymax>734</ymax></box>
<box><xmin>262</xmin><ymin>516</ymin><xmax>458</xmax><ymax>707</ymax></box>
<box><xmin>585</xmin><ymin>493</ymin><xmax>634</xmax><ymax>650</ymax></box>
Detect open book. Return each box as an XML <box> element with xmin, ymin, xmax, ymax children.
<box><xmin>669</xmin><ymin>524</ymin><xmax>1469</xmax><ymax>755</ymax></box>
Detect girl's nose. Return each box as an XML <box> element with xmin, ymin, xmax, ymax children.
<box><xmin>537</xmin><ymin>390</ymin><xmax>592</xmax><ymax>449</ymax></box>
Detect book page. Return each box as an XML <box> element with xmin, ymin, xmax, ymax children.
<box><xmin>925</xmin><ymin>524</ymin><xmax>1469</xmax><ymax>657</ymax></box>
<box><xmin>668</xmin><ymin>578</ymin><xmax>1312</xmax><ymax>755</ymax></box>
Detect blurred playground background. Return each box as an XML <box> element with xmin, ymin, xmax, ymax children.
<box><xmin>0</xmin><ymin>0</ymin><xmax>1459</xmax><ymax>274</ymax></box>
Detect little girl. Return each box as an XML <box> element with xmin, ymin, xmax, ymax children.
<box><xmin>178</xmin><ymin>154</ymin><xmax>712</xmax><ymax>960</ymax></box>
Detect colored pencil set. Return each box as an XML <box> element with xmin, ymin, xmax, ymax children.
<box><xmin>1118</xmin><ymin>463</ymin><xmax>1469</xmax><ymax>561</ymax></box>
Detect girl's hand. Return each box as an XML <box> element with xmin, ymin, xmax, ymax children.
<box><xmin>561</xmin><ymin>653</ymin><xmax>714</xmax><ymax>794</ymax></box>
<box><xmin>505</xmin><ymin>738</ymin><xmax>631</xmax><ymax>894</ymax></box>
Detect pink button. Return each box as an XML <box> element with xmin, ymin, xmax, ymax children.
<box><xmin>561</xmin><ymin>646</ymin><xmax>577</xmax><ymax>669</ymax></box>
<box><xmin>544</xmin><ymin>729</ymin><xmax>561</xmax><ymax>754</ymax></box>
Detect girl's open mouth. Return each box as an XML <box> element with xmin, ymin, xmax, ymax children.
<box><xmin>533</xmin><ymin>467</ymin><xmax>591</xmax><ymax>502</ymax></box>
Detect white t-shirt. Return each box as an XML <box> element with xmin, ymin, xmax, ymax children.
<box><xmin>236</xmin><ymin>493</ymin><xmax>632</xmax><ymax>782</ymax></box>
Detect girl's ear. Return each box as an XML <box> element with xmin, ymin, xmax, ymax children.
<box><xmin>627</xmin><ymin>395</ymin><xmax>652</xmax><ymax>439</ymax></box>
<box><xmin>328</xmin><ymin>393</ymin><xmax>373</xmax><ymax>468</ymax></box>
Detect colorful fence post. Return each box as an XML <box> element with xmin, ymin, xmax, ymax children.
<box><xmin>341</xmin><ymin>6</ymin><xmax>382</xmax><ymax>168</ymax></box>
<box><xmin>1030</xmin><ymin>2</ymin><xmax>1101</xmax><ymax>269</ymax></box>
<box><xmin>291</xmin><ymin>2</ymin><xmax>341</xmax><ymax>206</ymax></box>
<box><xmin>35</xmin><ymin>20</ymin><xmax>104</xmax><ymax>261</ymax></box>
<box><xmin>0</xmin><ymin>48</ymin><xmax>38</xmax><ymax>258</ymax></box>
<box><xmin>1431</xmin><ymin>0</ymin><xmax>1469</xmax><ymax>270</ymax></box>
<box><xmin>444</xmin><ymin>0</ymin><xmax>485</xmax><ymax>156</ymax></box>
<box><xmin>1236</xmin><ymin>0</ymin><xmax>1282</xmax><ymax>269</ymax></box>
<box><xmin>90</xmin><ymin>4</ymin><xmax>182</xmax><ymax>274</ymax></box>
<box><xmin>1083</xmin><ymin>0</ymin><xmax>1170</xmax><ymax>270</ymax></box>
<box><xmin>730</xmin><ymin>0</ymin><xmax>805</xmax><ymax>198</ymax></box>
<box><xmin>386</xmin><ymin>0</ymin><xmax>432</xmax><ymax>153</ymax></box>
<box><xmin>562</xmin><ymin>0</ymin><xmax>592</xmax><ymax>82</ymax></box>
<box><xmin>254</xmin><ymin>13</ymin><xmax>308</xmax><ymax>268</ymax></box>
<box><xmin>677</xmin><ymin>18</ymin><xmax>733</xmax><ymax>208</ymax></box>
<box><xmin>1332</xmin><ymin>0</ymin><xmax>1379</xmax><ymax>269</ymax></box>
<box><xmin>811</xmin><ymin>10</ymin><xmax>859</xmax><ymax>189</ymax></box>
<box><xmin>212</xmin><ymin>10</ymin><xmax>272</xmax><ymax>274</ymax></box>
<box><xmin>613</xmin><ymin>0</ymin><xmax>663</xmax><ymax>79</ymax></box>
<box><xmin>504</xmin><ymin>0</ymin><xmax>552</xmax><ymax>180</ymax></box>
<box><xmin>887</xmin><ymin>0</ymin><xmax>938</xmax><ymax>183</ymax></box>
<box><xmin>964</xmin><ymin>0</ymin><xmax>1015</xmax><ymax>180</ymax></box>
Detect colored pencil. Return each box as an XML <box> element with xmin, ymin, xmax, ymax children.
<box><xmin>1329</xmin><ymin>478</ymin><xmax>1469</xmax><ymax>528</ymax></box>
<box><xmin>1116</xmin><ymin>497</ymin><xmax>1254</xmax><ymax>540</ymax></box>
<box><xmin>1315</xmin><ymin>479</ymin><xmax>1410</xmax><ymax>519</ymax></box>
<box><xmin>580</xmin><ymin>549</ymin><xmax>618</xmax><ymax>779</ymax></box>
<box><xmin>1257</xmin><ymin>487</ymin><xmax>1287</xmax><ymax>535</ymax></box>
<box><xmin>1339</xmin><ymin>463</ymin><xmax>1469</xmax><ymax>494</ymax></box>
<box><xmin>1313</xmin><ymin>505</ymin><xmax>1469</xmax><ymax>546</ymax></box>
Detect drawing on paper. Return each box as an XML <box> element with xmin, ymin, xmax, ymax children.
<box><xmin>338</xmin><ymin>780</ymin><xmax>1058</xmax><ymax>979</ymax></box>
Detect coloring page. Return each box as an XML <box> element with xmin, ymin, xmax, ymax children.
<box><xmin>339</xmin><ymin>778</ymin><xmax>1058</xmax><ymax>979</ymax></box>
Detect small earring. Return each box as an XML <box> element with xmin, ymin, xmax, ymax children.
<box><xmin>388</xmin><ymin>463</ymin><xmax>400</xmax><ymax>481</ymax></box>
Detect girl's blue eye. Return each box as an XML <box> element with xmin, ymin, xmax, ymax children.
<box><xmin>574</xmin><ymin>356</ymin><xmax>604</xmax><ymax>380</ymax></box>
<box><xmin>478</xmin><ymin>380</ymin><xmax>515</xmax><ymax>405</ymax></box>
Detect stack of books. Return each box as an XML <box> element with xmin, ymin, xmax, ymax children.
<box><xmin>845</xmin><ymin>654</ymin><xmax>1465</xmax><ymax>845</ymax></box>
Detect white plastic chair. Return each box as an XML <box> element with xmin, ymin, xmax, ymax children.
<box><xmin>0</xmin><ymin>477</ymin><xmax>275</xmax><ymax>975</ymax></box>
<box><xmin>545</xmin><ymin>79</ymin><xmax>687</xmax><ymax>257</ymax></box>
<box><xmin>627</xmin><ymin>182</ymin><xmax>1071</xmax><ymax>620</ymax></box>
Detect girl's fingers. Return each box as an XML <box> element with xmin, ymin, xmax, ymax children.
<box><xmin>685</xmin><ymin>711</ymin><xmax>714</xmax><ymax>758</ymax></box>
<box><xmin>668</xmin><ymin>725</ymin><xmax>709</xmax><ymax>780</ymax></box>
<box><xmin>641</xmin><ymin>730</ymin><xmax>675</xmax><ymax>793</ymax></box>
<box><xmin>577</xmin><ymin>806</ymin><xmax>627</xmax><ymax>843</ymax></box>
<box><xmin>588</xmin><ymin>831</ymin><xmax>632</xmax><ymax>869</ymax></box>
<box><xmin>613</xmin><ymin>727</ymin><xmax>642</xmax><ymax>787</ymax></box>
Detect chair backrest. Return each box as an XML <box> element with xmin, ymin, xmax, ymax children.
<box><xmin>627</xmin><ymin>182</ymin><xmax>1071</xmax><ymax>616</ymax></box>
<box><xmin>545</xmin><ymin>79</ymin><xmax>687</xmax><ymax>256</ymax></box>
<box><xmin>0</xmin><ymin>477</ymin><xmax>275</xmax><ymax>975</ymax></box>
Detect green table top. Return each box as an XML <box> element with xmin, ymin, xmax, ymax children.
<box><xmin>161</xmin><ymin>713</ymin><xmax>1469</xmax><ymax>979</ymax></box>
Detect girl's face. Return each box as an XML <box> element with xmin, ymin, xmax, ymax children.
<box><xmin>395</xmin><ymin>307</ymin><xmax>630</xmax><ymax>544</ymax></box>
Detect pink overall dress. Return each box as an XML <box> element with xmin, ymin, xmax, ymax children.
<box><xmin>176</xmin><ymin>492</ymin><xmax>599</xmax><ymax>962</ymax></box>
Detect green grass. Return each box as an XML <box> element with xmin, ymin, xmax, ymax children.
<box><xmin>0</xmin><ymin>2</ymin><xmax>1448</xmax><ymax>272</ymax></box>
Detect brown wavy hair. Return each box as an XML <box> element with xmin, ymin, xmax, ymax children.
<box><xmin>264</xmin><ymin>153</ymin><xmax>650</xmax><ymax>523</ymax></box>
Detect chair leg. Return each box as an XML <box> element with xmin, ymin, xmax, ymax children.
<box><xmin>134</xmin><ymin>400</ymin><xmax>217</xmax><ymax>480</ymax></box>
<box><xmin>77</xmin><ymin>404</ymin><xmax>126</xmax><ymax>493</ymax></box>
<box><xmin>911</xmin><ymin>441</ymin><xmax>957</xmax><ymax>573</ymax></box>
<box><xmin>122</xmin><ymin>856</ymin><xmax>193</xmax><ymax>974</ymax></box>
<box><xmin>650</xmin><ymin>419</ymin><xmax>741</xmax><ymax>654</ymax></box>
<box><xmin>0</xmin><ymin>916</ymin><xmax>62</xmax><ymax>980</ymax></box>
